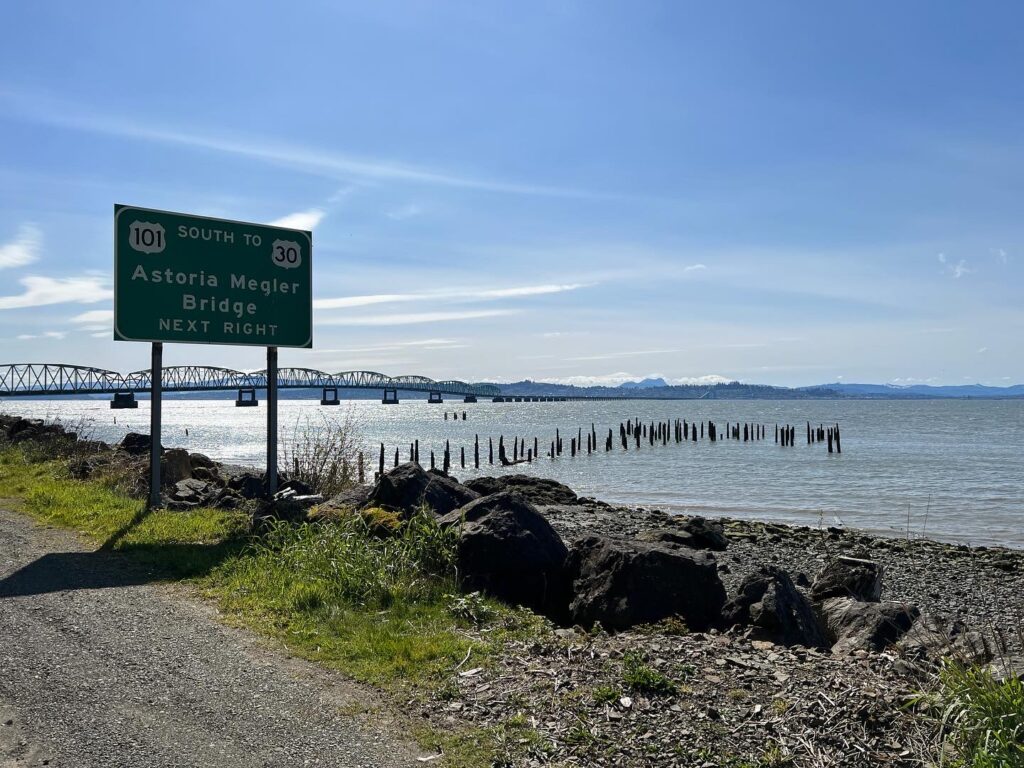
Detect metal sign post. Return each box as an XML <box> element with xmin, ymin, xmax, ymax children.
<box><xmin>267</xmin><ymin>346</ymin><xmax>278</xmax><ymax>494</ymax></box>
<box><xmin>149</xmin><ymin>342</ymin><xmax>163</xmax><ymax>508</ymax></box>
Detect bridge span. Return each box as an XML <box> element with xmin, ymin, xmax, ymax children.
<box><xmin>0</xmin><ymin>363</ymin><xmax>579</xmax><ymax>405</ymax></box>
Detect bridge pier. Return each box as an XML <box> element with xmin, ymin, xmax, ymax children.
<box><xmin>320</xmin><ymin>386</ymin><xmax>340</xmax><ymax>405</ymax></box>
<box><xmin>382</xmin><ymin>387</ymin><xmax>399</xmax><ymax>404</ymax></box>
<box><xmin>427</xmin><ymin>391</ymin><xmax>443</xmax><ymax>404</ymax></box>
<box><xmin>463</xmin><ymin>395</ymin><xmax>477</xmax><ymax>403</ymax></box>
<box><xmin>109</xmin><ymin>392</ymin><xmax>138</xmax><ymax>409</ymax></box>
<box><xmin>235</xmin><ymin>387</ymin><xmax>258</xmax><ymax>407</ymax></box>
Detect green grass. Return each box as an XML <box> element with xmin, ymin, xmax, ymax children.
<box><xmin>0</xmin><ymin>444</ymin><xmax>520</xmax><ymax>767</ymax></box>
<box><xmin>920</xmin><ymin>660</ymin><xmax>1024</xmax><ymax>768</ymax></box>
<box><xmin>210</xmin><ymin>514</ymin><xmax>481</xmax><ymax>686</ymax></box>
<box><xmin>0</xmin><ymin>448</ymin><xmax>248</xmax><ymax>578</ymax></box>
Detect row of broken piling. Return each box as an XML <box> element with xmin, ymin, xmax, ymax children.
<box><xmin>362</xmin><ymin>418</ymin><xmax>842</xmax><ymax>480</ymax></box>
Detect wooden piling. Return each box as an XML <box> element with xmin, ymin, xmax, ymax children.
<box><xmin>358</xmin><ymin>451</ymin><xmax>365</xmax><ymax>483</ymax></box>
<box><xmin>394</xmin><ymin>447</ymin><xmax>399</xmax><ymax>468</ymax></box>
<box><xmin>474</xmin><ymin>435</ymin><xmax>480</xmax><ymax>468</ymax></box>
<box><xmin>489</xmin><ymin>437</ymin><xmax>494</xmax><ymax>465</ymax></box>
<box><xmin>378</xmin><ymin>443</ymin><xmax>385</xmax><ymax>477</ymax></box>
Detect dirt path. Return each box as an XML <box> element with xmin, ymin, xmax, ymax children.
<box><xmin>0</xmin><ymin>508</ymin><xmax>427</xmax><ymax>768</ymax></box>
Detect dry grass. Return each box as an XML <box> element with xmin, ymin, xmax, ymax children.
<box><xmin>281</xmin><ymin>409</ymin><xmax>361</xmax><ymax>497</ymax></box>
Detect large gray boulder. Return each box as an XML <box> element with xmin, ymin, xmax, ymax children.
<box><xmin>642</xmin><ymin>516</ymin><xmax>729</xmax><ymax>552</ymax></box>
<box><xmin>464</xmin><ymin>475</ymin><xmax>577</xmax><ymax>506</ymax></box>
<box><xmin>444</xmin><ymin>492</ymin><xmax>569</xmax><ymax>618</ymax></box>
<box><xmin>161</xmin><ymin>448</ymin><xmax>192</xmax><ymax>486</ymax></box>
<box><xmin>811</xmin><ymin>556</ymin><xmax>883</xmax><ymax>602</ymax></box>
<box><xmin>365</xmin><ymin>462</ymin><xmax>478</xmax><ymax>518</ymax></box>
<box><xmin>228</xmin><ymin>472</ymin><xmax>265</xmax><ymax>499</ymax></box>
<box><xmin>723</xmin><ymin>566</ymin><xmax>826</xmax><ymax>648</ymax></box>
<box><xmin>565</xmin><ymin>535</ymin><xmax>726</xmax><ymax>631</ymax></box>
<box><xmin>819</xmin><ymin>596</ymin><xmax>919</xmax><ymax>655</ymax></box>
<box><xmin>896</xmin><ymin>613</ymin><xmax>993</xmax><ymax>666</ymax></box>
<box><xmin>120</xmin><ymin>432</ymin><xmax>161</xmax><ymax>455</ymax></box>
<box><xmin>189</xmin><ymin>452</ymin><xmax>217</xmax><ymax>470</ymax></box>
<box><xmin>314</xmin><ymin>484</ymin><xmax>373</xmax><ymax>518</ymax></box>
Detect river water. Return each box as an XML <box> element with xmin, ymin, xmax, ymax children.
<box><xmin>5</xmin><ymin>397</ymin><xmax>1023</xmax><ymax>548</ymax></box>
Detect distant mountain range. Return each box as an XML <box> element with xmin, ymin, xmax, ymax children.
<box><xmin>489</xmin><ymin>379</ymin><xmax>1024</xmax><ymax>399</ymax></box>
<box><xmin>807</xmin><ymin>382</ymin><xmax>1024</xmax><ymax>398</ymax></box>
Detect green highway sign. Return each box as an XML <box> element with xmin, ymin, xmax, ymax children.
<box><xmin>114</xmin><ymin>205</ymin><xmax>312</xmax><ymax>348</ymax></box>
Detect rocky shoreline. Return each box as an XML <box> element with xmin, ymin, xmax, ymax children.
<box><xmin>324</xmin><ymin>464</ymin><xmax>1023</xmax><ymax>766</ymax></box>
<box><xmin>3</xmin><ymin>413</ymin><xmax>1022</xmax><ymax>766</ymax></box>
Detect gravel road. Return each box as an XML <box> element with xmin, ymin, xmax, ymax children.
<box><xmin>0</xmin><ymin>508</ymin><xmax>426</xmax><ymax>768</ymax></box>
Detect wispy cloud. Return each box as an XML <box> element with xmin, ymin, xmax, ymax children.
<box><xmin>386</xmin><ymin>203</ymin><xmax>422</xmax><ymax>220</ymax></box>
<box><xmin>317</xmin><ymin>309</ymin><xmax>518</xmax><ymax>326</ymax></box>
<box><xmin>937</xmin><ymin>252</ymin><xmax>971</xmax><ymax>279</ymax></box>
<box><xmin>313</xmin><ymin>282</ymin><xmax>591</xmax><ymax>310</ymax></box>
<box><xmin>2</xmin><ymin>89</ymin><xmax>603</xmax><ymax>199</ymax></box>
<box><xmin>269</xmin><ymin>208</ymin><xmax>325</xmax><ymax>231</ymax></box>
<box><xmin>566</xmin><ymin>348</ymin><xmax>679</xmax><ymax>362</ymax></box>
<box><xmin>992</xmin><ymin>248</ymin><xmax>1009</xmax><ymax>264</ymax></box>
<box><xmin>0</xmin><ymin>224</ymin><xmax>41</xmax><ymax>269</ymax></box>
<box><xmin>310</xmin><ymin>338</ymin><xmax>467</xmax><ymax>354</ymax></box>
<box><xmin>0</xmin><ymin>276</ymin><xmax>111</xmax><ymax>310</ymax></box>
<box><xmin>683</xmin><ymin>263</ymin><xmax>707</xmax><ymax>272</ymax></box>
<box><xmin>17</xmin><ymin>330</ymin><xmax>66</xmax><ymax>340</ymax></box>
<box><xmin>70</xmin><ymin>309</ymin><xmax>113</xmax><ymax>324</ymax></box>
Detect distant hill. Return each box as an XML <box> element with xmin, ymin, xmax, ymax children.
<box><xmin>491</xmin><ymin>380</ymin><xmax>839</xmax><ymax>399</ymax></box>
<box><xmin>810</xmin><ymin>382</ymin><xmax>1024</xmax><ymax>399</ymax></box>
<box><xmin>619</xmin><ymin>377</ymin><xmax>668</xmax><ymax>389</ymax></box>
<box><xmin>489</xmin><ymin>379</ymin><xmax>1024</xmax><ymax>400</ymax></box>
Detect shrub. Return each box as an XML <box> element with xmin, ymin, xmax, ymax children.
<box><xmin>282</xmin><ymin>410</ymin><xmax>361</xmax><ymax>497</ymax></box>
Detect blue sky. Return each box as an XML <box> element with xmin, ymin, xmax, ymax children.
<box><xmin>1</xmin><ymin>1</ymin><xmax>1022</xmax><ymax>386</ymax></box>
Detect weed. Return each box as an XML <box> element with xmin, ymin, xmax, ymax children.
<box><xmin>446</xmin><ymin>591</ymin><xmax>497</xmax><ymax>627</ymax></box>
<box><xmin>592</xmin><ymin>685</ymin><xmax>621</xmax><ymax>705</ymax></box>
<box><xmin>622</xmin><ymin>650</ymin><xmax>677</xmax><ymax>696</ymax></box>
